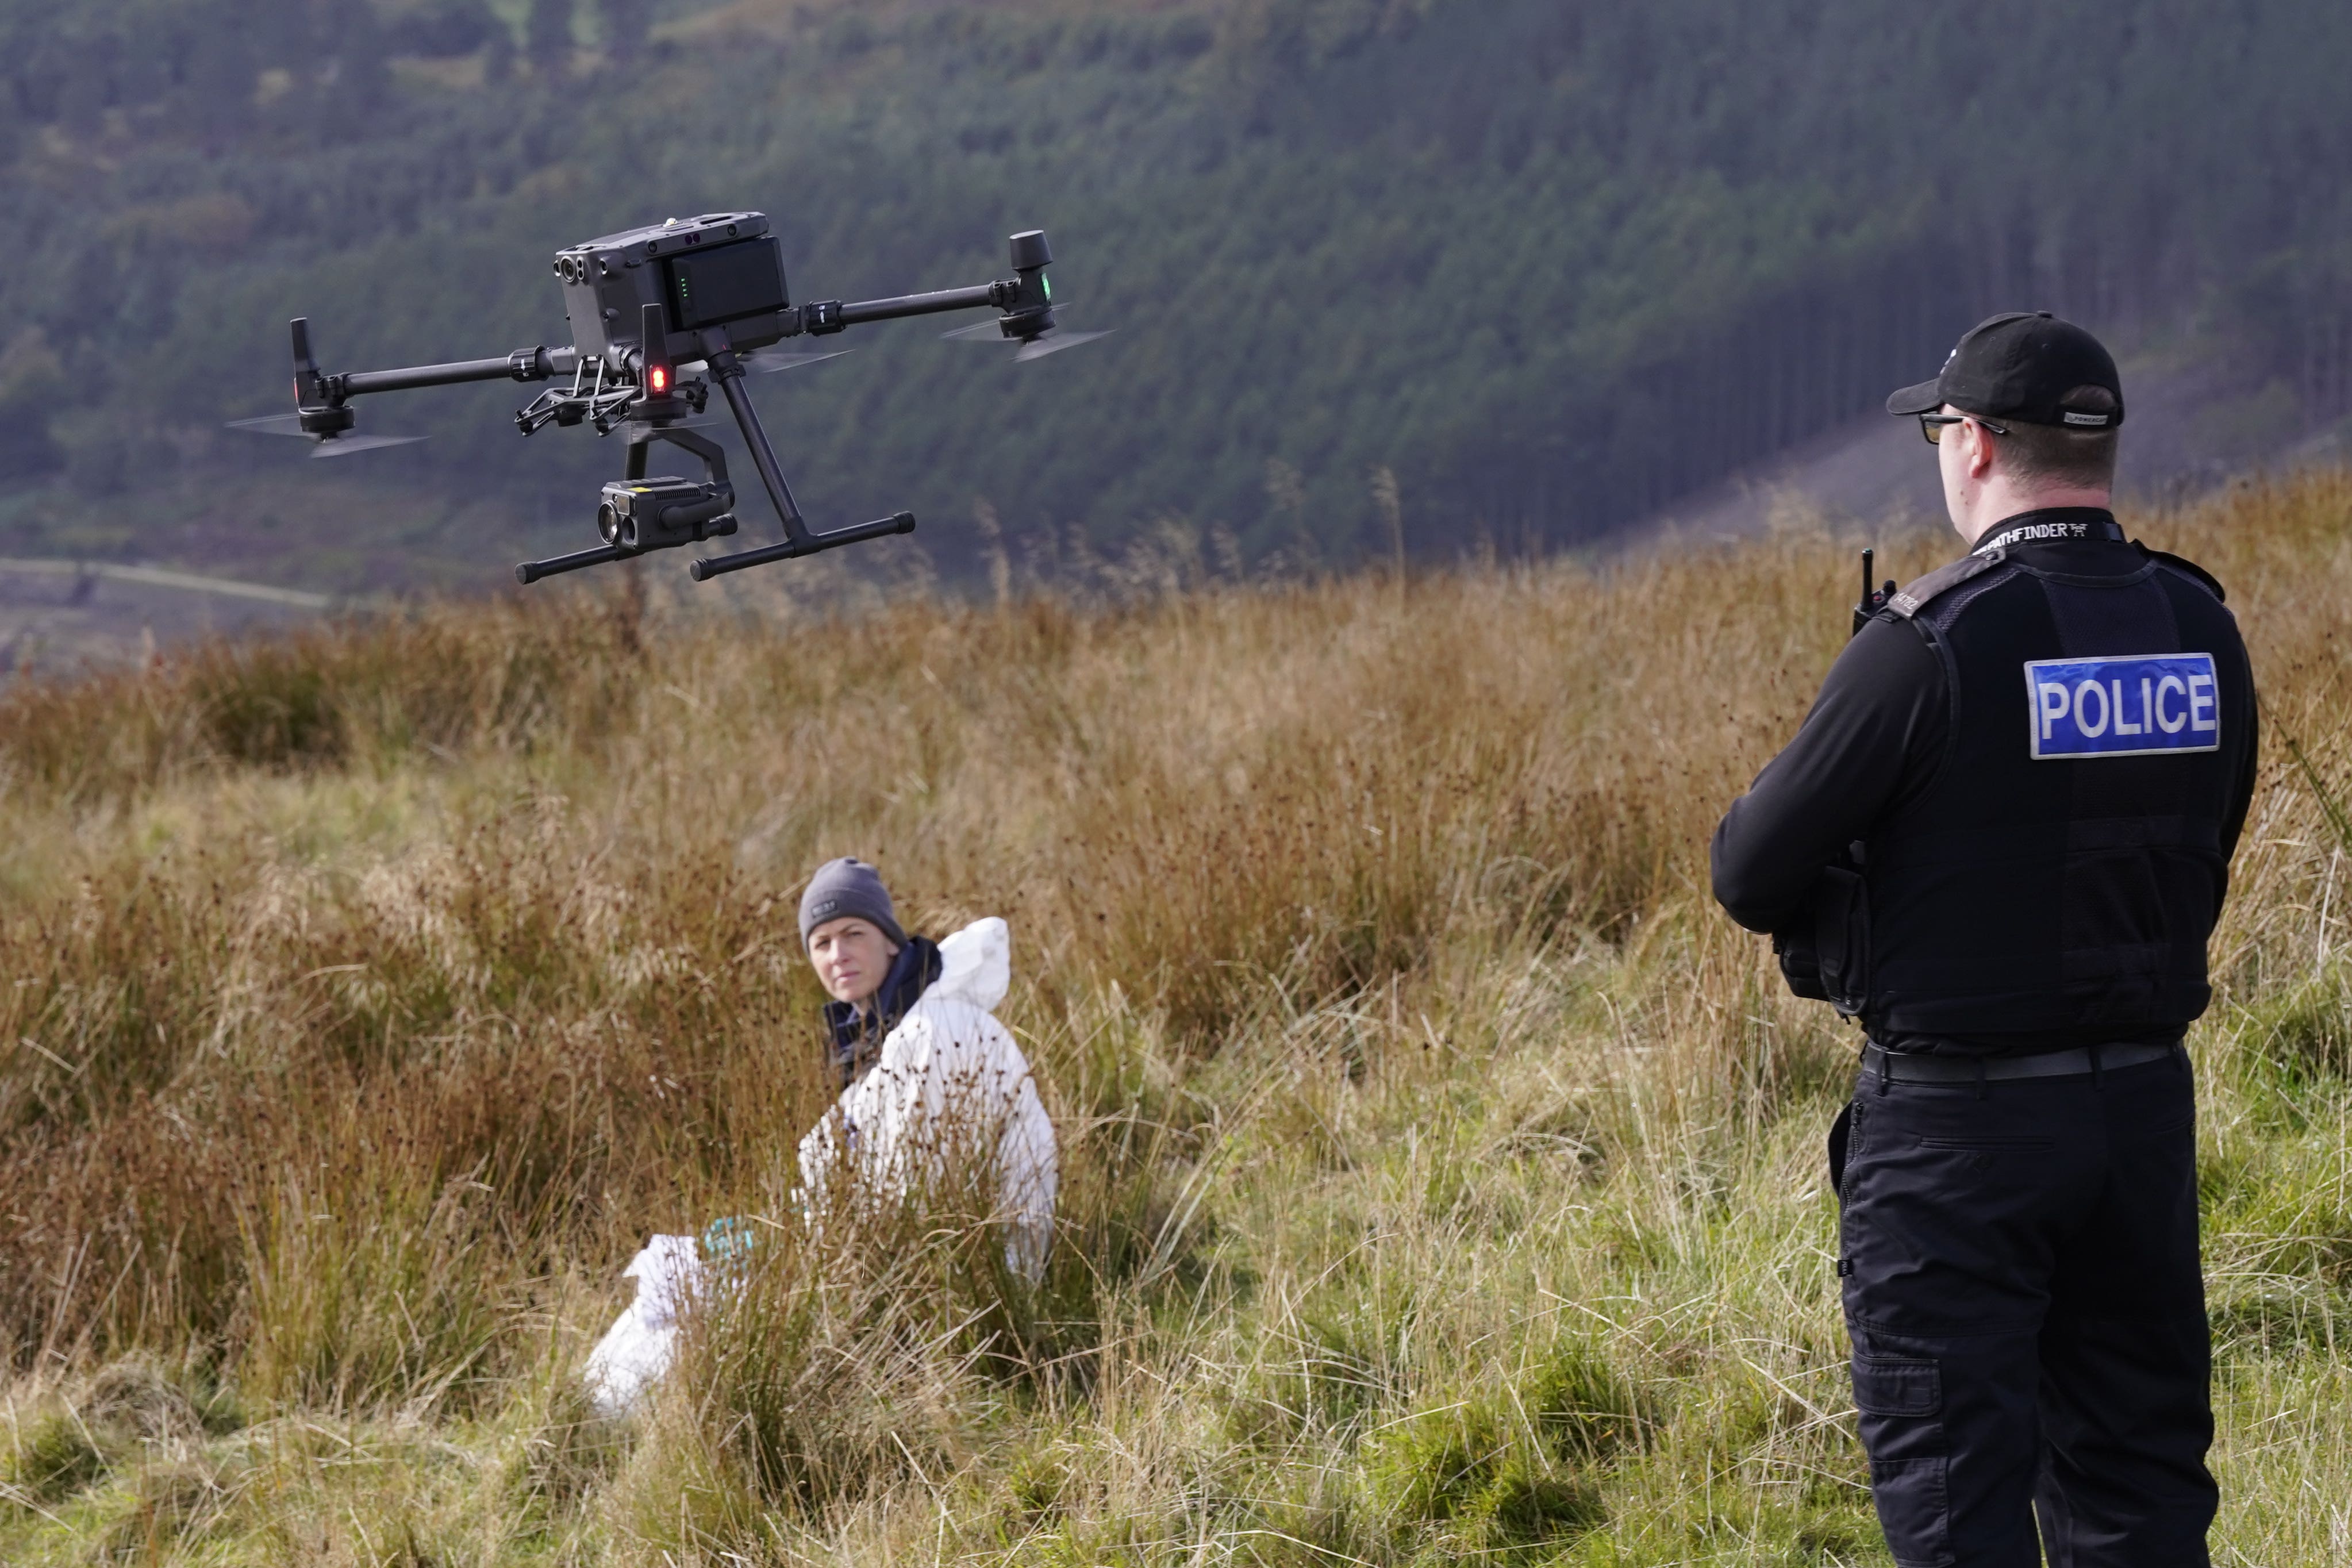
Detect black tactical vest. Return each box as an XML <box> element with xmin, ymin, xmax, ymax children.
<box><xmin>1839</xmin><ymin>518</ymin><xmax>2255</xmax><ymax>1040</ymax></box>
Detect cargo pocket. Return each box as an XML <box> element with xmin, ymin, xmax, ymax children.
<box><xmin>1854</xmin><ymin>1355</ymin><xmax>1940</xmax><ymax>1417</ymax></box>
<box><xmin>1851</xmin><ymin>1356</ymin><xmax>1951</xmax><ymax>1565</ymax></box>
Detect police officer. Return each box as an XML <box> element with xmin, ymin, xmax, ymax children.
<box><xmin>1711</xmin><ymin>312</ymin><xmax>2258</xmax><ymax>1567</ymax></box>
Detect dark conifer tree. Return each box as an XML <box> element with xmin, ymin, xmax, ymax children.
<box><xmin>526</xmin><ymin>0</ymin><xmax>574</xmax><ymax>76</ymax></box>
<box><xmin>600</xmin><ymin>0</ymin><xmax>652</xmax><ymax>66</ymax></box>
<box><xmin>483</xmin><ymin>19</ymin><xmax>516</xmax><ymax>84</ymax></box>
<box><xmin>333</xmin><ymin>0</ymin><xmax>393</xmax><ymax>114</ymax></box>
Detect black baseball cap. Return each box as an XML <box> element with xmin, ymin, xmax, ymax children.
<box><xmin>1885</xmin><ymin>311</ymin><xmax>2124</xmax><ymax>429</ymax></box>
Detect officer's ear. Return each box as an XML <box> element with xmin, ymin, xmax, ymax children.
<box><xmin>1959</xmin><ymin>416</ymin><xmax>2002</xmax><ymax>481</ymax></box>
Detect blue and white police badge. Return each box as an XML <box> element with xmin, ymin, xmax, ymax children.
<box><xmin>2024</xmin><ymin>653</ymin><xmax>2220</xmax><ymax>760</ymax></box>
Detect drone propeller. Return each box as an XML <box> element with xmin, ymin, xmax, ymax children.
<box><xmin>311</xmin><ymin>433</ymin><xmax>426</xmax><ymax>458</ymax></box>
<box><xmin>737</xmin><ymin>348</ymin><xmax>855</xmax><ymax>375</ymax></box>
<box><xmin>941</xmin><ymin>312</ymin><xmax>1114</xmax><ymax>361</ymax></box>
<box><xmin>228</xmin><ymin>413</ymin><xmax>424</xmax><ymax>456</ymax></box>
<box><xmin>226</xmin><ymin>413</ymin><xmax>311</xmax><ymax>437</ymax></box>
<box><xmin>1014</xmin><ymin>329</ymin><xmax>1114</xmax><ymax>363</ymax></box>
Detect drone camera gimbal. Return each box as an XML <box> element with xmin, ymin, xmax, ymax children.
<box><xmin>246</xmin><ymin>213</ymin><xmax>1102</xmax><ymax>584</ymax></box>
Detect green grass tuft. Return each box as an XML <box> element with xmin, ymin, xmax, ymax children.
<box><xmin>2</xmin><ymin>1412</ymin><xmax>104</xmax><ymax>1505</ymax></box>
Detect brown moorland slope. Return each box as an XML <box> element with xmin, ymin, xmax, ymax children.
<box><xmin>2</xmin><ymin>472</ymin><xmax>2350</xmax><ymax>1562</ymax></box>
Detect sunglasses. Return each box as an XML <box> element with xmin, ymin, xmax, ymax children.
<box><xmin>1919</xmin><ymin>413</ymin><xmax>2010</xmax><ymax>445</ymax></box>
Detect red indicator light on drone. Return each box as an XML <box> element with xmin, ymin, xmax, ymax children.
<box><xmin>649</xmin><ymin>366</ymin><xmax>669</xmax><ymax>393</ymax></box>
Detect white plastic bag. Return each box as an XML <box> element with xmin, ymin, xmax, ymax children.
<box><xmin>581</xmin><ymin>1233</ymin><xmax>702</xmax><ymax>1417</ymax></box>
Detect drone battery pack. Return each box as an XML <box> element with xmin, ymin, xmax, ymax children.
<box><xmin>665</xmin><ymin>239</ymin><xmax>788</xmax><ymax>334</ymax></box>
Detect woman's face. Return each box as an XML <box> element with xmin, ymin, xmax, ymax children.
<box><xmin>807</xmin><ymin>916</ymin><xmax>900</xmax><ymax>1008</ymax></box>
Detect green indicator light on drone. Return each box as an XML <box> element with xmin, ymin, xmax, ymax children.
<box><xmin>1043</xmin><ymin>276</ymin><xmax>1052</xmax><ymax>299</ymax></box>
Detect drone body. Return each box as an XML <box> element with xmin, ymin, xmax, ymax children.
<box><xmin>555</xmin><ymin>212</ymin><xmax>794</xmax><ymax>364</ymax></box>
<box><xmin>233</xmin><ymin>214</ymin><xmax>1108</xmax><ymax>583</ymax></box>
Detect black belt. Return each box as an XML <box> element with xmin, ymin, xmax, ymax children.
<box><xmin>1861</xmin><ymin>1041</ymin><xmax>2180</xmax><ymax>1083</ymax></box>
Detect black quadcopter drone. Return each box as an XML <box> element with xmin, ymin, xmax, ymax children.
<box><xmin>230</xmin><ymin>213</ymin><xmax>1107</xmax><ymax>583</ymax></box>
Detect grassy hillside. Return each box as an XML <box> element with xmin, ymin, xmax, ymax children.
<box><xmin>2</xmin><ymin>0</ymin><xmax>2350</xmax><ymax>590</ymax></box>
<box><xmin>3</xmin><ymin>473</ymin><xmax>2351</xmax><ymax>1563</ymax></box>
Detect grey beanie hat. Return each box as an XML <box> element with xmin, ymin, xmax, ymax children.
<box><xmin>798</xmin><ymin>857</ymin><xmax>908</xmax><ymax>948</ymax></box>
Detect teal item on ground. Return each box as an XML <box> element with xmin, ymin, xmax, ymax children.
<box><xmin>701</xmin><ymin>1215</ymin><xmax>760</xmax><ymax>1282</ymax></box>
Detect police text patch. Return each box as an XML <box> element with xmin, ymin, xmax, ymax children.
<box><xmin>2024</xmin><ymin>654</ymin><xmax>2220</xmax><ymax>760</ymax></box>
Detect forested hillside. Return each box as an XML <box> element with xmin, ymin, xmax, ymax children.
<box><xmin>2</xmin><ymin>0</ymin><xmax>2349</xmax><ymax>586</ymax></box>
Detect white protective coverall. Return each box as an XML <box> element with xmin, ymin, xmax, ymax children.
<box><xmin>582</xmin><ymin>918</ymin><xmax>1054</xmax><ymax>1416</ymax></box>
<box><xmin>797</xmin><ymin>916</ymin><xmax>1058</xmax><ymax>1280</ymax></box>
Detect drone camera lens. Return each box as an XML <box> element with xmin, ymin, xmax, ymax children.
<box><xmin>597</xmin><ymin>501</ymin><xmax>621</xmax><ymax>544</ymax></box>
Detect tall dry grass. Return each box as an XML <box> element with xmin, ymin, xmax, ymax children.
<box><xmin>3</xmin><ymin>471</ymin><xmax>2351</xmax><ymax>1563</ymax></box>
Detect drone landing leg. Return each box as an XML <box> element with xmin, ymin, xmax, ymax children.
<box><xmin>708</xmin><ymin>353</ymin><xmax>810</xmax><ymax>545</ymax></box>
<box><xmin>515</xmin><ymin>544</ymin><xmax>632</xmax><ymax>583</ymax></box>
<box><xmin>688</xmin><ymin>334</ymin><xmax>917</xmax><ymax>582</ymax></box>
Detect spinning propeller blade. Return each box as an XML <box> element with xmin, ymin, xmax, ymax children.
<box><xmin>740</xmin><ymin>348</ymin><xmax>854</xmax><ymax>374</ymax></box>
<box><xmin>227</xmin><ymin>413</ymin><xmax>311</xmax><ymax>437</ymax></box>
<box><xmin>311</xmin><ymin>433</ymin><xmax>426</xmax><ymax>458</ymax></box>
<box><xmin>943</xmin><ymin>310</ymin><xmax>1112</xmax><ymax>359</ymax></box>
<box><xmin>230</xmin><ymin>413</ymin><xmax>421</xmax><ymax>455</ymax></box>
<box><xmin>1014</xmin><ymin>329</ymin><xmax>1114</xmax><ymax>363</ymax></box>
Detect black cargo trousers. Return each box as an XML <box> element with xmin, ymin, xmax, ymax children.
<box><xmin>1831</xmin><ymin>1050</ymin><xmax>2217</xmax><ymax>1567</ymax></box>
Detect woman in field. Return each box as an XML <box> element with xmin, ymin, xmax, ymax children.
<box><xmin>586</xmin><ymin>860</ymin><xmax>1056</xmax><ymax>1414</ymax></box>
<box><xmin>793</xmin><ymin>857</ymin><xmax>1058</xmax><ymax>1281</ymax></box>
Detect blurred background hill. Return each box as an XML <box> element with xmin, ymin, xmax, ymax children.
<box><xmin>1</xmin><ymin>0</ymin><xmax>2348</xmax><ymax>629</ymax></box>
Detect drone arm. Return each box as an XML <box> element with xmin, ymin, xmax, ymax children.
<box><xmin>332</xmin><ymin>346</ymin><xmax>578</xmax><ymax>399</ymax></box>
<box><xmin>832</xmin><ymin>283</ymin><xmax>1003</xmax><ymax>328</ymax></box>
<box><xmin>787</xmin><ymin>275</ymin><xmax>1042</xmax><ymax>336</ymax></box>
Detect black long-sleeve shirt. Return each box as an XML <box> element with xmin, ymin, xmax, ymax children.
<box><xmin>1712</xmin><ymin>530</ymin><xmax>2260</xmax><ymax>1055</ymax></box>
<box><xmin>1712</xmin><ymin>610</ymin><xmax>1949</xmax><ymax>936</ymax></box>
